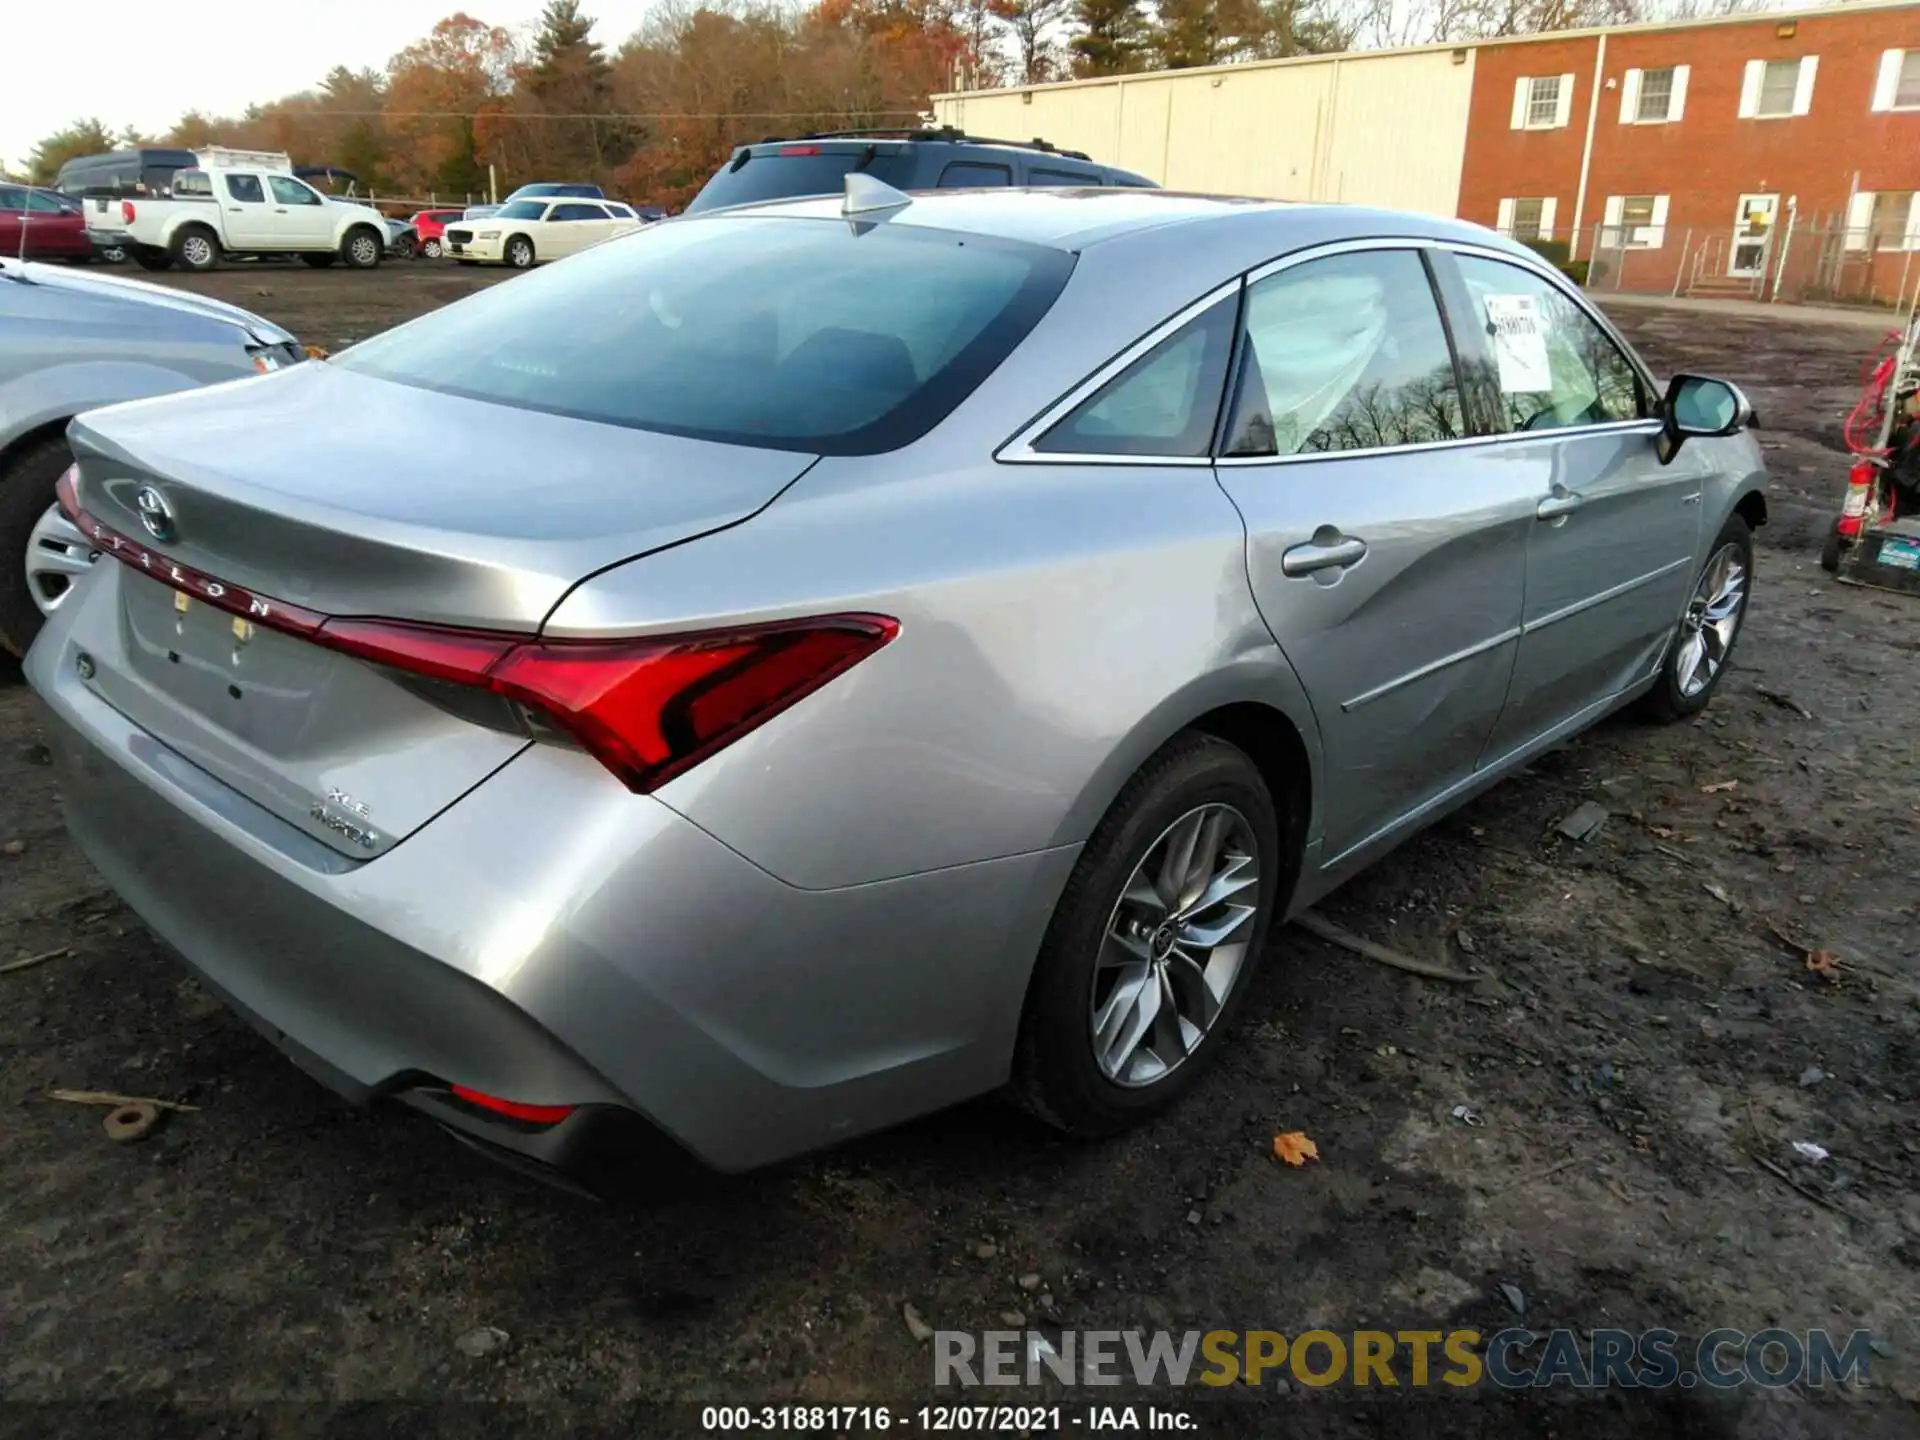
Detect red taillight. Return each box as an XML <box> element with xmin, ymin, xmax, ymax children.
<box><xmin>54</xmin><ymin>464</ymin><xmax>80</xmax><ymax>521</ymax></box>
<box><xmin>777</xmin><ymin>144</ymin><xmax>821</xmax><ymax>156</ymax></box>
<box><xmin>324</xmin><ymin>613</ymin><xmax>898</xmax><ymax>792</ymax></box>
<box><xmin>120</xmin><ymin>200</ymin><xmax>135</xmax><ymax>224</ymax></box>
<box><xmin>65</xmin><ymin>500</ymin><xmax>898</xmax><ymax>792</ymax></box>
<box><xmin>448</xmin><ymin>1085</ymin><xmax>575</xmax><ymax>1126</ymax></box>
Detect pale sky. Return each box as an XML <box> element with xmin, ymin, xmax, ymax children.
<box><xmin>3</xmin><ymin>1</ymin><xmax>662</xmax><ymax>174</ymax></box>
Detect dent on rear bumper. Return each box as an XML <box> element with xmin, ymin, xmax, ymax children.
<box><xmin>26</xmin><ymin>625</ymin><xmax>1075</xmax><ymax>1172</ymax></box>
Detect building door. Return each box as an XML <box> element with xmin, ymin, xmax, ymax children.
<box><xmin>1729</xmin><ymin>194</ymin><xmax>1779</xmax><ymax>277</ymax></box>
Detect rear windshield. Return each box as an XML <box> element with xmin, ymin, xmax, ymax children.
<box><xmin>334</xmin><ymin>216</ymin><xmax>1074</xmax><ymax>454</ymax></box>
<box><xmin>686</xmin><ymin>150</ymin><xmax>914</xmax><ymax>213</ymax></box>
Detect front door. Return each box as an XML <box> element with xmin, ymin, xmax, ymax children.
<box><xmin>1211</xmin><ymin>246</ymin><xmax>1536</xmax><ymax>864</ymax></box>
<box><xmin>1729</xmin><ymin>193</ymin><xmax>1778</xmax><ymax>278</ymax></box>
<box><xmin>545</xmin><ymin>202</ymin><xmax>609</xmax><ymax>257</ymax></box>
<box><xmin>1439</xmin><ymin>252</ymin><xmax>1705</xmax><ymax>760</ymax></box>
<box><xmin>266</xmin><ymin>175</ymin><xmax>335</xmax><ymax>250</ymax></box>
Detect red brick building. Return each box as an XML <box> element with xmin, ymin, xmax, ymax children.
<box><xmin>1457</xmin><ymin>1</ymin><xmax>1920</xmax><ymax>301</ymax></box>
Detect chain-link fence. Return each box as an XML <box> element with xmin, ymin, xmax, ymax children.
<box><xmin>1578</xmin><ymin>216</ymin><xmax>1920</xmax><ymax>312</ymax></box>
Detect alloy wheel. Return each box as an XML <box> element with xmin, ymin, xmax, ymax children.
<box><xmin>1092</xmin><ymin>803</ymin><xmax>1261</xmax><ymax>1088</ymax></box>
<box><xmin>351</xmin><ymin>234</ymin><xmax>379</xmax><ymax>266</ymax></box>
<box><xmin>1676</xmin><ymin>542</ymin><xmax>1747</xmax><ymax>697</ymax></box>
<box><xmin>26</xmin><ymin>504</ymin><xmax>98</xmax><ymax>617</ymax></box>
<box><xmin>181</xmin><ymin>234</ymin><xmax>214</xmax><ymax>268</ymax></box>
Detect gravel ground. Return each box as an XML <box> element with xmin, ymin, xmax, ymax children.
<box><xmin>1</xmin><ymin>263</ymin><xmax>1915</xmax><ymax>1437</ymax></box>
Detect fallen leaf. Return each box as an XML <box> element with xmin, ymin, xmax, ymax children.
<box><xmin>1700</xmin><ymin>780</ymin><xmax>1738</xmax><ymax>795</ymax></box>
<box><xmin>1805</xmin><ymin>949</ymin><xmax>1841</xmax><ymax>982</ymax></box>
<box><xmin>1648</xmin><ymin>825</ymin><xmax>1682</xmax><ymax>840</ymax></box>
<box><xmin>1702</xmin><ymin>881</ymin><xmax>1740</xmax><ymax>911</ymax></box>
<box><xmin>1272</xmin><ymin>1131</ymin><xmax>1320</xmax><ymax>1167</ymax></box>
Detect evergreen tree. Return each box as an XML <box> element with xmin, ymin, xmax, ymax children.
<box><xmin>1070</xmin><ymin>0</ymin><xmax>1148</xmax><ymax>76</ymax></box>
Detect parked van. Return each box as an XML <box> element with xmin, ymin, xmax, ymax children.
<box><xmin>53</xmin><ymin>148</ymin><xmax>200</xmax><ymax>261</ymax></box>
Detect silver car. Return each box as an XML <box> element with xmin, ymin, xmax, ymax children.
<box><xmin>0</xmin><ymin>258</ymin><xmax>303</xmax><ymax>658</ymax></box>
<box><xmin>25</xmin><ymin>188</ymin><xmax>1766</xmax><ymax>1184</ymax></box>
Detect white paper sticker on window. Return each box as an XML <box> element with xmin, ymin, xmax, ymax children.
<box><xmin>1484</xmin><ymin>293</ymin><xmax>1552</xmax><ymax>393</ymax></box>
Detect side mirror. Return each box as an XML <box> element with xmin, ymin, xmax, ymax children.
<box><xmin>1657</xmin><ymin>374</ymin><xmax>1754</xmax><ymax>465</ymax></box>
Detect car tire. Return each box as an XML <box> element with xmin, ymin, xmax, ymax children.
<box><xmin>1819</xmin><ymin>523</ymin><xmax>1843</xmax><ymax>575</ymax></box>
<box><xmin>301</xmin><ymin>254</ymin><xmax>337</xmax><ymax>269</ymax></box>
<box><xmin>422</xmin><ymin>238</ymin><xmax>443</xmax><ymax>259</ymax></box>
<box><xmin>1010</xmin><ymin>732</ymin><xmax>1282</xmax><ymax>1137</ymax></box>
<box><xmin>130</xmin><ymin>247</ymin><xmax>173</xmax><ymax>271</ymax></box>
<box><xmin>506</xmin><ymin>236</ymin><xmax>535</xmax><ymax>269</ymax></box>
<box><xmin>0</xmin><ymin>434</ymin><xmax>82</xmax><ymax>659</ymax></box>
<box><xmin>1640</xmin><ymin>513</ymin><xmax>1755</xmax><ymax>723</ymax></box>
<box><xmin>171</xmin><ymin>225</ymin><xmax>219</xmax><ymax>272</ymax></box>
<box><xmin>342</xmin><ymin>226</ymin><xmax>383</xmax><ymax>269</ymax></box>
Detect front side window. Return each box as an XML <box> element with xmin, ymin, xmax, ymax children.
<box><xmin>1452</xmin><ymin>255</ymin><xmax>1643</xmax><ymax>432</ymax></box>
<box><xmin>334</xmin><ymin>216</ymin><xmax>1074</xmax><ymax>455</ymax></box>
<box><xmin>1636</xmin><ymin>67</ymin><xmax>1677</xmax><ymax>121</ymax></box>
<box><xmin>223</xmin><ymin>174</ymin><xmax>265</xmax><ymax>204</ymax></box>
<box><xmin>496</xmin><ymin>200</ymin><xmax>547</xmax><ymax>221</ymax></box>
<box><xmin>25</xmin><ymin>190</ymin><xmax>71</xmax><ymax>213</ymax></box>
<box><xmin>0</xmin><ymin>187</ymin><xmax>22</xmax><ymax>211</ymax></box>
<box><xmin>1223</xmin><ymin>249</ymin><xmax>1464</xmax><ymax>457</ymax></box>
<box><xmin>1034</xmin><ymin>296</ymin><xmax>1236</xmax><ymax>458</ymax></box>
<box><xmin>267</xmin><ymin>175</ymin><xmax>321</xmax><ymax>206</ymax></box>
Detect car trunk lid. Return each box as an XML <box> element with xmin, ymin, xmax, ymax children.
<box><xmin>66</xmin><ymin>363</ymin><xmax>816</xmax><ymax>857</ymax></box>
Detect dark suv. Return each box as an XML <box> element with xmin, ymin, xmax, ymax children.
<box><xmin>685</xmin><ymin>128</ymin><xmax>1156</xmax><ymax>214</ymax></box>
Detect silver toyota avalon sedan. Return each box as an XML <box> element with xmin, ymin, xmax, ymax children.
<box><xmin>25</xmin><ymin>185</ymin><xmax>1765</xmax><ymax>1184</ymax></box>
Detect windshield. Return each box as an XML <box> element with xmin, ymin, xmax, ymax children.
<box><xmin>334</xmin><ymin>216</ymin><xmax>1073</xmax><ymax>455</ymax></box>
<box><xmin>686</xmin><ymin>150</ymin><xmax>914</xmax><ymax>213</ymax></box>
<box><xmin>495</xmin><ymin>201</ymin><xmax>546</xmax><ymax>220</ymax></box>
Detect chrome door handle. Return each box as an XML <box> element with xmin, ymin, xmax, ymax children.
<box><xmin>1281</xmin><ymin>536</ymin><xmax>1368</xmax><ymax>576</ymax></box>
<box><xmin>1536</xmin><ymin>490</ymin><xmax>1584</xmax><ymax>521</ymax></box>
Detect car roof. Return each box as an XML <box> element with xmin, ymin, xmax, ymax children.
<box><xmin>704</xmin><ymin>187</ymin><xmax>1502</xmax><ymax>253</ymax></box>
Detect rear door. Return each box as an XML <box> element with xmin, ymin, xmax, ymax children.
<box><xmin>1210</xmin><ymin>245</ymin><xmax>1536</xmax><ymax>865</ymax></box>
<box><xmin>1434</xmin><ymin>249</ymin><xmax>1704</xmax><ymax>760</ymax></box>
<box><xmin>220</xmin><ymin>172</ymin><xmax>270</xmax><ymax>246</ymax></box>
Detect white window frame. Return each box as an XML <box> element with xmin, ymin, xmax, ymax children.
<box><xmin>1511</xmin><ymin>74</ymin><xmax>1576</xmax><ymax>130</ymax></box>
<box><xmin>1872</xmin><ymin>50</ymin><xmax>1920</xmax><ymax>112</ymax></box>
<box><xmin>1739</xmin><ymin>56</ymin><xmax>1817</xmax><ymax>119</ymax></box>
<box><xmin>1602</xmin><ymin>194</ymin><xmax>1669</xmax><ymax>250</ymax></box>
<box><xmin>1619</xmin><ymin>65</ymin><xmax>1689</xmax><ymax>125</ymax></box>
<box><xmin>1496</xmin><ymin>196</ymin><xmax>1557</xmax><ymax>242</ymax></box>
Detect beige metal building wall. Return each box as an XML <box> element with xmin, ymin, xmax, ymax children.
<box><xmin>933</xmin><ymin>47</ymin><xmax>1477</xmax><ymax>217</ymax></box>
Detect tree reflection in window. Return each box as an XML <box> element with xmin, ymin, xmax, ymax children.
<box><xmin>1226</xmin><ymin>250</ymin><xmax>1465</xmax><ymax>458</ymax></box>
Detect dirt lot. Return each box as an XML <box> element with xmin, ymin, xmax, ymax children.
<box><xmin>2</xmin><ymin>265</ymin><xmax>1916</xmax><ymax>1436</ymax></box>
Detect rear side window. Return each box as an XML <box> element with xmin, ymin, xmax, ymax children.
<box><xmin>1030</xmin><ymin>167</ymin><xmax>1100</xmax><ymax>187</ymax></box>
<box><xmin>939</xmin><ymin>162</ymin><xmax>1012</xmax><ymax>187</ymax></box>
<box><xmin>1035</xmin><ymin>295</ymin><xmax>1237</xmax><ymax>458</ymax></box>
<box><xmin>224</xmin><ymin>174</ymin><xmax>265</xmax><ymax>204</ymax></box>
<box><xmin>334</xmin><ymin>216</ymin><xmax>1075</xmax><ymax>455</ymax></box>
<box><xmin>1222</xmin><ymin>249</ymin><xmax>1465</xmax><ymax>457</ymax></box>
<box><xmin>686</xmin><ymin>149</ymin><xmax>914</xmax><ymax>212</ymax></box>
<box><xmin>550</xmin><ymin>203</ymin><xmax>603</xmax><ymax>221</ymax></box>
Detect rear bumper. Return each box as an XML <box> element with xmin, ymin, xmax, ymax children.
<box><xmin>25</xmin><ymin>593</ymin><xmax>1074</xmax><ymax>1174</ymax></box>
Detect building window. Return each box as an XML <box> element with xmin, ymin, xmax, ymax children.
<box><xmin>1872</xmin><ymin>49</ymin><xmax>1920</xmax><ymax>111</ymax></box>
<box><xmin>1526</xmin><ymin>75</ymin><xmax>1561</xmax><ymax>126</ymax></box>
<box><xmin>1871</xmin><ymin>191</ymin><xmax>1919</xmax><ymax>251</ymax></box>
<box><xmin>1511</xmin><ymin>74</ymin><xmax>1574</xmax><ymax>130</ymax></box>
<box><xmin>1740</xmin><ymin>56</ymin><xmax>1816</xmax><ymax>119</ymax></box>
<box><xmin>1497</xmin><ymin>197</ymin><xmax>1556</xmax><ymax>242</ymax></box>
<box><xmin>1603</xmin><ymin>194</ymin><xmax>1669</xmax><ymax>249</ymax></box>
<box><xmin>1638</xmin><ymin>68</ymin><xmax>1676</xmax><ymax>120</ymax></box>
<box><xmin>1620</xmin><ymin>65</ymin><xmax>1688</xmax><ymax>124</ymax></box>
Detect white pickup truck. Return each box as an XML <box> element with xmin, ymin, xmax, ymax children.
<box><xmin>122</xmin><ymin>151</ymin><xmax>391</xmax><ymax>273</ymax></box>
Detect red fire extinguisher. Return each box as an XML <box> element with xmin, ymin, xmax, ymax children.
<box><xmin>1837</xmin><ymin>459</ymin><xmax>1878</xmax><ymax>538</ymax></box>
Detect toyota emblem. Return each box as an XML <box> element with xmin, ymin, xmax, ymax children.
<box><xmin>134</xmin><ymin>484</ymin><xmax>177</xmax><ymax>543</ymax></box>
